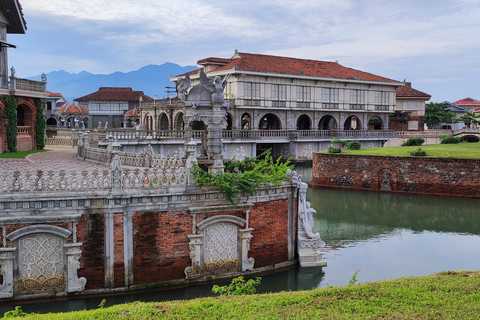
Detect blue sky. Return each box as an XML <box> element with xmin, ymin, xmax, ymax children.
<box><xmin>8</xmin><ymin>0</ymin><xmax>480</xmax><ymax>103</ymax></box>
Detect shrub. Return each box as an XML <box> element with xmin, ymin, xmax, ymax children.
<box><xmin>327</xmin><ymin>146</ymin><xmax>342</xmax><ymax>153</ymax></box>
<box><xmin>332</xmin><ymin>137</ymin><xmax>347</xmax><ymax>148</ymax></box>
<box><xmin>440</xmin><ymin>134</ymin><xmax>460</xmax><ymax>144</ymax></box>
<box><xmin>347</xmin><ymin>141</ymin><xmax>361</xmax><ymax>150</ymax></box>
<box><xmin>402</xmin><ymin>136</ymin><xmax>425</xmax><ymax>146</ymax></box>
<box><xmin>408</xmin><ymin>148</ymin><xmax>427</xmax><ymax>156</ymax></box>
<box><xmin>212</xmin><ymin>276</ymin><xmax>261</xmax><ymax>296</ymax></box>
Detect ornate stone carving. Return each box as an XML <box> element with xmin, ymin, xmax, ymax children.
<box><xmin>199</xmin><ymin>71</ymin><xmax>231</xmax><ymax>104</ymax></box>
<box><xmin>0</xmin><ymin>248</ymin><xmax>16</xmax><ymax>298</ymax></box>
<box><xmin>64</xmin><ymin>243</ymin><xmax>87</xmax><ymax>292</ymax></box>
<box><xmin>296</xmin><ymin>178</ymin><xmax>327</xmax><ymax>267</ymax></box>
<box><xmin>176</xmin><ymin>73</ymin><xmax>191</xmax><ymax>102</ymax></box>
<box><xmin>240</xmin><ymin>228</ymin><xmax>255</xmax><ymax>271</ymax></box>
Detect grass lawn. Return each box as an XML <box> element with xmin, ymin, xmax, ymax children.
<box><xmin>14</xmin><ymin>271</ymin><xmax>480</xmax><ymax>319</ymax></box>
<box><xmin>0</xmin><ymin>149</ymin><xmax>50</xmax><ymax>159</ymax></box>
<box><xmin>331</xmin><ymin>142</ymin><xmax>480</xmax><ymax>159</ymax></box>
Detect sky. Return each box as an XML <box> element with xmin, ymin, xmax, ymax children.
<box><xmin>8</xmin><ymin>0</ymin><xmax>480</xmax><ymax>103</ymax></box>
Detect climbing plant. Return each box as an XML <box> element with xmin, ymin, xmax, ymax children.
<box><xmin>192</xmin><ymin>150</ymin><xmax>293</xmax><ymax>206</ymax></box>
<box><xmin>2</xmin><ymin>95</ymin><xmax>18</xmax><ymax>152</ymax></box>
<box><xmin>34</xmin><ymin>98</ymin><xmax>46</xmax><ymax>149</ymax></box>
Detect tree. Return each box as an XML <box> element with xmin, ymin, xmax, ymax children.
<box><xmin>388</xmin><ymin>110</ymin><xmax>411</xmax><ymax>131</ymax></box>
<box><xmin>424</xmin><ymin>103</ymin><xmax>455</xmax><ymax>129</ymax></box>
<box><xmin>455</xmin><ymin>111</ymin><xmax>480</xmax><ymax>128</ymax></box>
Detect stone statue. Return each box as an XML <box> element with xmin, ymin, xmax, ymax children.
<box><xmin>199</xmin><ymin>71</ymin><xmax>230</xmax><ymax>103</ymax></box>
<box><xmin>176</xmin><ymin>73</ymin><xmax>191</xmax><ymax>102</ymax></box>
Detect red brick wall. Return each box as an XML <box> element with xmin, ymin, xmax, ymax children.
<box><xmin>16</xmin><ymin>136</ymin><xmax>33</xmax><ymax>152</ymax></box>
<box><xmin>114</xmin><ymin>213</ymin><xmax>125</xmax><ymax>288</ymax></box>
<box><xmin>77</xmin><ymin>215</ymin><xmax>105</xmax><ymax>290</ymax></box>
<box><xmin>249</xmin><ymin>200</ymin><xmax>290</xmax><ymax>267</ymax></box>
<box><xmin>311</xmin><ymin>153</ymin><xmax>480</xmax><ymax>197</ymax></box>
<box><xmin>131</xmin><ymin>199</ymin><xmax>291</xmax><ymax>285</ymax></box>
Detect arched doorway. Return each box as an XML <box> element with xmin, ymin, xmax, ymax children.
<box><xmin>297</xmin><ymin>115</ymin><xmax>311</xmax><ymax>130</ymax></box>
<box><xmin>175</xmin><ymin>112</ymin><xmax>184</xmax><ymax>130</ymax></box>
<box><xmin>226</xmin><ymin>113</ymin><xmax>233</xmax><ymax>130</ymax></box>
<box><xmin>318</xmin><ymin>115</ymin><xmax>337</xmax><ymax>130</ymax></box>
<box><xmin>241</xmin><ymin>113</ymin><xmax>251</xmax><ymax>130</ymax></box>
<box><xmin>158</xmin><ymin>113</ymin><xmax>169</xmax><ymax>130</ymax></box>
<box><xmin>368</xmin><ymin>116</ymin><xmax>383</xmax><ymax>130</ymax></box>
<box><xmin>259</xmin><ymin>113</ymin><xmax>281</xmax><ymax>130</ymax></box>
<box><xmin>344</xmin><ymin>115</ymin><xmax>361</xmax><ymax>130</ymax></box>
<box><xmin>46</xmin><ymin>118</ymin><xmax>57</xmax><ymax>127</ymax></box>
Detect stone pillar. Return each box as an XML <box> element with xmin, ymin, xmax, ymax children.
<box><xmin>240</xmin><ymin>228</ymin><xmax>255</xmax><ymax>271</ymax></box>
<box><xmin>123</xmin><ymin>210</ymin><xmax>134</xmax><ymax>286</ymax></box>
<box><xmin>208</xmin><ymin>102</ymin><xmax>226</xmax><ymax>173</ymax></box>
<box><xmin>0</xmin><ymin>247</ymin><xmax>15</xmax><ymax>298</ymax></box>
<box><xmin>104</xmin><ymin>211</ymin><xmax>115</xmax><ymax>288</ymax></box>
<box><xmin>184</xmin><ymin>234</ymin><xmax>203</xmax><ymax>279</ymax></box>
<box><xmin>64</xmin><ymin>243</ymin><xmax>87</xmax><ymax>292</ymax></box>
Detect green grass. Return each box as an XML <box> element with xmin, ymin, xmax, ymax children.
<box><xmin>0</xmin><ymin>149</ymin><xmax>50</xmax><ymax>159</ymax></box>
<box><xmin>13</xmin><ymin>271</ymin><xmax>480</xmax><ymax>319</ymax></box>
<box><xmin>325</xmin><ymin>142</ymin><xmax>480</xmax><ymax>159</ymax></box>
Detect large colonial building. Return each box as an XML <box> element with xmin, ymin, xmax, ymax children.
<box><xmin>171</xmin><ymin>50</ymin><xmax>403</xmax><ymax>134</ymax></box>
<box><xmin>75</xmin><ymin>87</ymin><xmax>153</xmax><ymax>128</ymax></box>
<box><xmin>0</xmin><ymin>0</ymin><xmax>49</xmax><ymax>152</ymax></box>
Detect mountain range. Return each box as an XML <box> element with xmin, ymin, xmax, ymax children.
<box><xmin>27</xmin><ymin>63</ymin><xmax>198</xmax><ymax>103</ymax></box>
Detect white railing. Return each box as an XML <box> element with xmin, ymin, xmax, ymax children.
<box><xmin>10</xmin><ymin>77</ymin><xmax>46</xmax><ymax>93</ymax></box>
<box><xmin>46</xmin><ymin>137</ymin><xmax>75</xmax><ymax>146</ymax></box>
<box><xmin>0</xmin><ymin>165</ymin><xmax>188</xmax><ymax>193</ymax></box>
<box><xmin>396</xmin><ymin>130</ymin><xmax>452</xmax><ymax>137</ymax></box>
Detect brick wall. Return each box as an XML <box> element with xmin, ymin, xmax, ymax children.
<box><xmin>310</xmin><ymin>153</ymin><xmax>480</xmax><ymax>197</ymax></box>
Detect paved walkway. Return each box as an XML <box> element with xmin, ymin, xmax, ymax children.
<box><xmin>0</xmin><ymin>147</ymin><xmax>109</xmax><ymax>172</ymax></box>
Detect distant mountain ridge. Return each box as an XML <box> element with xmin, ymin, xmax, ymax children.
<box><xmin>27</xmin><ymin>63</ymin><xmax>198</xmax><ymax>103</ymax></box>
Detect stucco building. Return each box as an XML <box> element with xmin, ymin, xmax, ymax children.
<box><xmin>393</xmin><ymin>82</ymin><xmax>431</xmax><ymax>131</ymax></box>
<box><xmin>172</xmin><ymin>50</ymin><xmax>403</xmax><ymax>135</ymax></box>
<box><xmin>75</xmin><ymin>87</ymin><xmax>153</xmax><ymax>128</ymax></box>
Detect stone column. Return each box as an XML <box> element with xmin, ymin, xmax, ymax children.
<box><xmin>104</xmin><ymin>211</ymin><xmax>115</xmax><ymax>288</ymax></box>
<box><xmin>123</xmin><ymin>210</ymin><xmax>134</xmax><ymax>286</ymax></box>
<box><xmin>64</xmin><ymin>243</ymin><xmax>87</xmax><ymax>292</ymax></box>
<box><xmin>240</xmin><ymin>228</ymin><xmax>255</xmax><ymax>271</ymax></box>
<box><xmin>184</xmin><ymin>234</ymin><xmax>203</xmax><ymax>279</ymax></box>
<box><xmin>0</xmin><ymin>247</ymin><xmax>15</xmax><ymax>298</ymax></box>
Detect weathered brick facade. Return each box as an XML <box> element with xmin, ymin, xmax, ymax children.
<box><xmin>310</xmin><ymin>153</ymin><xmax>480</xmax><ymax>197</ymax></box>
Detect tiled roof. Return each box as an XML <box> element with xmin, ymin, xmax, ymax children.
<box><xmin>58</xmin><ymin>104</ymin><xmax>88</xmax><ymax>114</ymax></box>
<box><xmin>47</xmin><ymin>91</ymin><xmax>62</xmax><ymax>97</ymax></box>
<box><xmin>185</xmin><ymin>51</ymin><xmax>399</xmax><ymax>83</ymax></box>
<box><xmin>453</xmin><ymin>97</ymin><xmax>480</xmax><ymax>105</ymax></box>
<box><xmin>396</xmin><ymin>82</ymin><xmax>431</xmax><ymax>99</ymax></box>
<box><xmin>75</xmin><ymin>87</ymin><xmax>153</xmax><ymax>102</ymax></box>
<box><xmin>125</xmin><ymin>108</ymin><xmax>138</xmax><ymax>116</ymax></box>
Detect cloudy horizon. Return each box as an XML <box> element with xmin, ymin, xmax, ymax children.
<box><xmin>8</xmin><ymin>0</ymin><xmax>480</xmax><ymax>103</ymax></box>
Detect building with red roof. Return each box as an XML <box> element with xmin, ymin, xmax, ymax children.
<box><xmin>75</xmin><ymin>87</ymin><xmax>153</xmax><ymax>128</ymax></box>
<box><xmin>172</xmin><ymin>50</ymin><xmax>403</xmax><ymax>137</ymax></box>
<box><xmin>393</xmin><ymin>82</ymin><xmax>431</xmax><ymax>131</ymax></box>
<box><xmin>453</xmin><ymin>97</ymin><xmax>480</xmax><ymax>112</ymax></box>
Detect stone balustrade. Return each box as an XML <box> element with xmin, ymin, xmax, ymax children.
<box><xmin>16</xmin><ymin>126</ymin><xmax>31</xmax><ymax>137</ymax></box>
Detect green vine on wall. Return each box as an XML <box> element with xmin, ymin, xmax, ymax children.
<box><xmin>34</xmin><ymin>98</ymin><xmax>46</xmax><ymax>149</ymax></box>
<box><xmin>2</xmin><ymin>95</ymin><xmax>18</xmax><ymax>152</ymax></box>
<box><xmin>192</xmin><ymin>150</ymin><xmax>293</xmax><ymax>206</ymax></box>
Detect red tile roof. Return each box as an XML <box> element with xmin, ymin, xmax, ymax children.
<box><xmin>75</xmin><ymin>87</ymin><xmax>153</xmax><ymax>102</ymax></box>
<box><xmin>47</xmin><ymin>91</ymin><xmax>62</xmax><ymax>97</ymax></box>
<box><xmin>186</xmin><ymin>51</ymin><xmax>399</xmax><ymax>83</ymax></box>
<box><xmin>453</xmin><ymin>97</ymin><xmax>480</xmax><ymax>105</ymax></box>
<box><xmin>396</xmin><ymin>82</ymin><xmax>431</xmax><ymax>99</ymax></box>
<box><xmin>125</xmin><ymin>108</ymin><xmax>138</xmax><ymax>116</ymax></box>
<box><xmin>58</xmin><ymin>104</ymin><xmax>88</xmax><ymax>114</ymax></box>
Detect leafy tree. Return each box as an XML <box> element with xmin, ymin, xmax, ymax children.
<box><xmin>388</xmin><ymin>111</ymin><xmax>411</xmax><ymax>131</ymax></box>
<box><xmin>424</xmin><ymin>103</ymin><xmax>455</xmax><ymax>128</ymax></box>
<box><xmin>455</xmin><ymin>111</ymin><xmax>480</xmax><ymax>128</ymax></box>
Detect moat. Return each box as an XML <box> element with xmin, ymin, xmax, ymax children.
<box><xmin>1</xmin><ymin>166</ymin><xmax>480</xmax><ymax>314</ymax></box>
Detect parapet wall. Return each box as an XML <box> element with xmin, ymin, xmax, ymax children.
<box><xmin>310</xmin><ymin>153</ymin><xmax>480</xmax><ymax>197</ymax></box>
